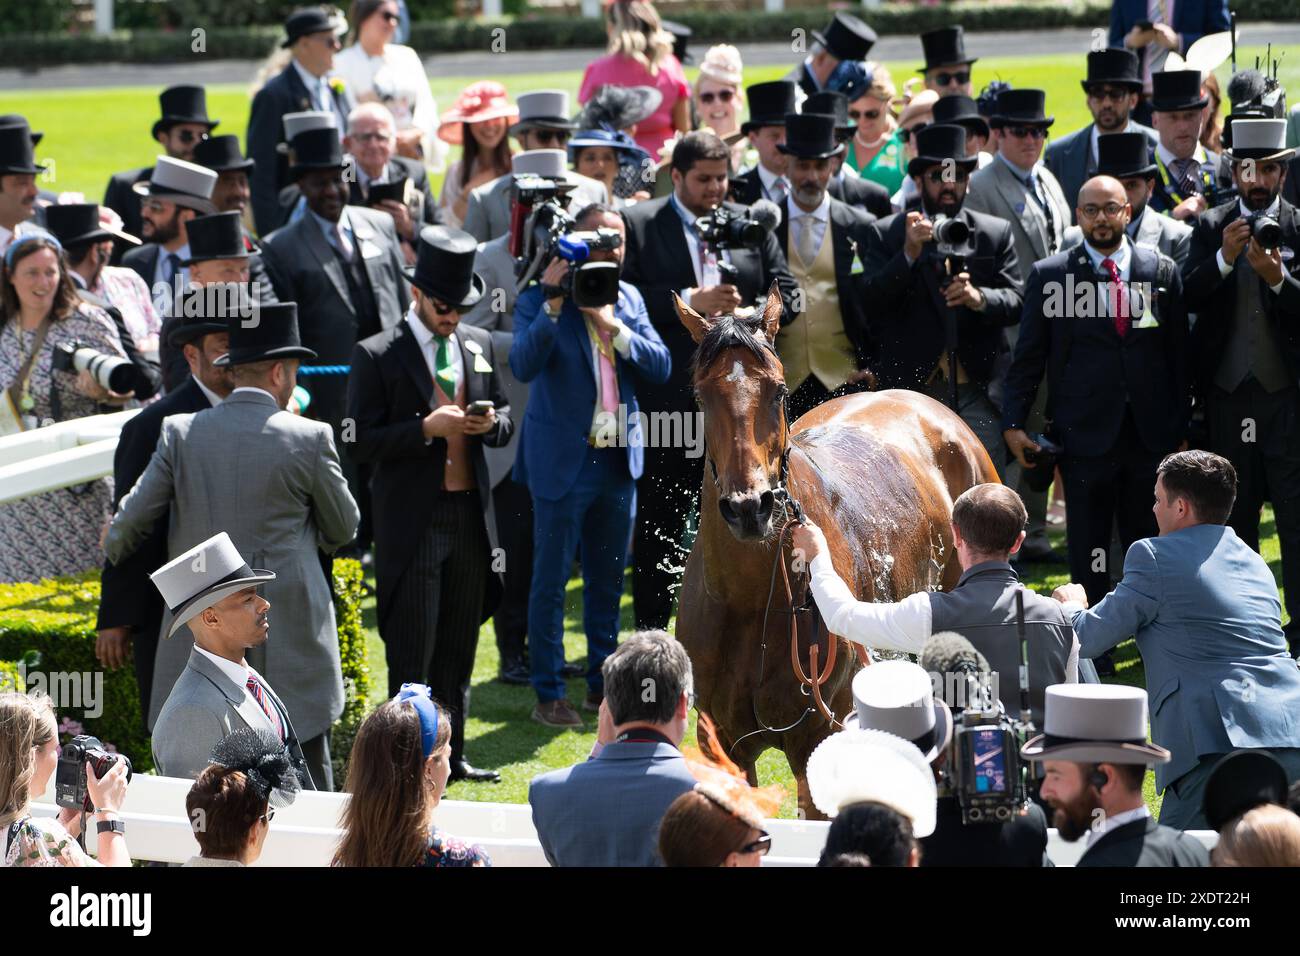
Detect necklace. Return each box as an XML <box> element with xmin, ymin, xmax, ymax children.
<box><xmin>854</xmin><ymin>129</ymin><xmax>890</xmax><ymax>153</ymax></box>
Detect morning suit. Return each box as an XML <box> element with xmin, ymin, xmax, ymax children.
<box><xmin>346</xmin><ymin>317</ymin><xmax>513</xmax><ymax>764</ymax></box>
<box><xmin>103</xmin><ymin>388</ymin><xmax>360</xmax><ymax>789</ymax></box>
<box><xmin>152</xmin><ymin>646</ymin><xmax>314</xmax><ymax>786</ymax></box>
<box><xmin>1062</xmin><ymin>204</ymin><xmax>1192</xmax><ymax>268</ymax></box>
<box><xmin>510</xmin><ymin>280</ymin><xmax>671</xmax><ymax>701</ymax></box>
<box><xmin>1077</xmin><ymin>815</ymin><xmax>1210</xmax><ymax>867</ymax></box>
<box><xmin>1182</xmin><ymin>198</ymin><xmax>1300</xmax><ymax>647</ymax></box>
<box><xmin>102</xmin><ymin>165</ymin><xmax>152</xmax><ymax>262</ymax></box>
<box><xmin>620</xmin><ymin>194</ymin><xmax>797</xmax><ymax>629</ymax></box>
<box><xmin>728</xmin><ymin>165</ymin><xmax>786</xmax><ymax>207</ymax></box>
<box><xmin>277</xmin><ymin>155</ymin><xmax>442</xmax><ymax>233</ymax></box>
<box><xmin>462</xmin><ymin>169</ymin><xmax>608</xmax><ymax>243</ymax></box>
<box><xmin>1043</xmin><ymin>120</ymin><xmax>1158</xmax><ymax>220</ymax></box>
<box><xmin>1066</xmin><ymin>524</ymin><xmax>1300</xmax><ymax>829</ymax></box>
<box><xmin>528</xmin><ymin>738</ymin><xmax>697</xmax><ymax>866</ymax></box>
<box><xmin>1148</xmin><ymin>145</ymin><xmax>1226</xmax><ymax>217</ymax></box>
<box><xmin>830</xmin><ymin>169</ymin><xmax>894</xmax><ymax>220</ymax></box>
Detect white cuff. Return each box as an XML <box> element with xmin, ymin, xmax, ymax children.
<box><xmin>1216</xmin><ymin>248</ymin><xmax>1232</xmax><ymax>278</ymax></box>
<box><xmin>612</xmin><ymin>321</ymin><xmax>632</xmax><ymax>356</ymax></box>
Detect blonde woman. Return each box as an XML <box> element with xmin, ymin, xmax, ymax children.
<box><xmin>693</xmin><ymin>45</ymin><xmax>747</xmax><ymax>169</ymax></box>
<box><xmin>845</xmin><ymin>64</ymin><xmax>906</xmax><ymax>194</ymax></box>
<box><xmin>579</xmin><ymin>0</ymin><xmax>691</xmax><ymax>158</ymax></box>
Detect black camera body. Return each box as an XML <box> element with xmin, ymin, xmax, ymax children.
<box><xmin>1248</xmin><ymin>213</ymin><xmax>1283</xmax><ymax>249</ymax></box>
<box><xmin>516</xmin><ymin>186</ymin><xmax>622</xmax><ymax>309</ymax></box>
<box><xmin>51</xmin><ymin>342</ymin><xmax>139</xmax><ymax>396</ymax></box>
<box><xmin>949</xmin><ymin>696</ymin><xmax>1033</xmax><ymax>826</ymax></box>
<box><xmin>694</xmin><ymin>206</ymin><xmax>764</xmax><ymax>250</ymax></box>
<box><xmin>932</xmin><ymin>215</ymin><xmax>975</xmax><ymax>258</ymax></box>
<box><xmin>55</xmin><ymin>734</ymin><xmax>133</xmax><ymax>812</ymax></box>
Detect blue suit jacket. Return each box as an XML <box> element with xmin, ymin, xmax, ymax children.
<box><xmin>1108</xmin><ymin>0</ymin><xmax>1231</xmax><ymax>76</ymax></box>
<box><xmin>1068</xmin><ymin>524</ymin><xmax>1300</xmax><ymax>791</ymax></box>
<box><xmin>528</xmin><ymin>741</ymin><xmax>698</xmax><ymax>866</ymax></box>
<box><xmin>510</xmin><ymin>280</ymin><xmax>672</xmax><ymax>501</ymax></box>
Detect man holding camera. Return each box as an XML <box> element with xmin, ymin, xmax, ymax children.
<box><xmin>511</xmin><ymin>204</ymin><xmax>671</xmax><ymax>727</ymax></box>
<box><xmin>1147</xmin><ymin>70</ymin><xmax>1225</xmax><ymax>220</ymax></box>
<box><xmin>862</xmin><ymin>124</ymin><xmax>1024</xmax><ymax>474</ymax></box>
<box><xmin>621</xmin><ymin>130</ymin><xmax>796</xmax><ymax>630</ymax></box>
<box><xmin>1182</xmin><ymin>118</ymin><xmax>1300</xmax><ymax>653</ymax></box>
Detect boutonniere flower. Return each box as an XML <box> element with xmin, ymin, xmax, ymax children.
<box><xmin>329</xmin><ymin>78</ymin><xmax>346</xmax><ymax>97</ymax></box>
<box><xmin>463</xmin><ymin>338</ymin><xmax>493</xmax><ymax>374</ymax></box>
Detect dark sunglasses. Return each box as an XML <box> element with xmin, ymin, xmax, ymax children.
<box><xmin>1087</xmin><ymin>86</ymin><xmax>1132</xmax><ymax>103</ymax></box>
<box><xmin>1004</xmin><ymin>125</ymin><xmax>1048</xmax><ymax>140</ymax></box>
<box><xmin>431</xmin><ymin>300</ymin><xmax>460</xmax><ymax>315</ymax></box>
<box><xmin>380</xmin><ymin>10</ymin><xmax>399</xmax><ymax>22</ymax></box>
<box><xmin>698</xmin><ymin>89</ymin><xmax>735</xmax><ymax>105</ymax></box>
<box><xmin>740</xmin><ymin>832</ymin><xmax>772</xmax><ymax>856</ymax></box>
<box><xmin>531</xmin><ymin>129</ymin><xmax>570</xmax><ymax>146</ymax></box>
<box><xmin>924</xmin><ymin>167</ymin><xmax>970</xmax><ymax>184</ymax></box>
<box><xmin>932</xmin><ymin>71</ymin><xmax>971</xmax><ymax>87</ymax></box>
<box><xmin>849</xmin><ymin>108</ymin><xmax>882</xmax><ymax>121</ymax></box>
<box><xmin>175</xmin><ymin>129</ymin><xmax>209</xmax><ymax>145</ymax></box>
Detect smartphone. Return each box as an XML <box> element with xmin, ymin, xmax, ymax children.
<box><xmin>466</xmin><ymin>399</ymin><xmax>495</xmax><ymax>417</ymax></box>
<box><xmin>1135</xmin><ymin>19</ymin><xmax>1153</xmax><ymax>30</ymax></box>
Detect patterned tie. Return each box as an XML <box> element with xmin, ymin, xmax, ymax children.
<box><xmin>589</xmin><ymin>320</ymin><xmax>619</xmax><ymax>415</ymax></box>
<box><xmin>797</xmin><ymin>214</ymin><xmax>819</xmax><ymax>265</ymax></box>
<box><xmin>434</xmin><ymin>335</ymin><xmax>457</xmax><ymax>400</ymax></box>
<box><xmin>769</xmin><ymin>177</ymin><xmax>789</xmax><ymax>203</ymax></box>
<box><xmin>1175</xmin><ymin>158</ymin><xmax>1200</xmax><ymax>197</ymax></box>
<box><xmin>246</xmin><ymin>673</ymin><xmax>285</xmax><ymax>742</ymax></box>
<box><xmin>1102</xmin><ymin>257</ymin><xmax>1130</xmax><ymax>338</ymax></box>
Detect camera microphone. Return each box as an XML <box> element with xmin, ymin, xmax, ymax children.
<box><xmin>921</xmin><ymin>630</ymin><xmax>991</xmax><ymax>713</ymax></box>
<box><xmin>749</xmin><ymin>198</ymin><xmax>783</xmax><ymax>234</ymax></box>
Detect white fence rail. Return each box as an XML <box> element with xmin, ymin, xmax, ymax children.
<box><xmin>0</xmin><ymin>409</ymin><xmax>138</xmax><ymax>506</ymax></box>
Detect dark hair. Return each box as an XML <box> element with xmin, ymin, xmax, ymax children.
<box><xmin>602</xmin><ymin>629</ymin><xmax>693</xmax><ymax>726</ymax></box>
<box><xmin>658</xmin><ymin>788</ymin><xmax>755</xmax><ymax>866</ymax></box>
<box><xmin>1094</xmin><ymin>762</ymin><xmax>1146</xmax><ymax>792</ymax></box>
<box><xmin>347</xmin><ymin>0</ymin><xmax>392</xmax><ymax>44</ymax></box>
<box><xmin>574</xmin><ymin>202</ymin><xmax>621</xmax><ymax>227</ymax></box>
<box><xmin>1156</xmin><ymin>450</ymin><xmax>1236</xmax><ymax>525</ymax></box>
<box><xmin>951</xmin><ymin>482</ymin><xmax>1027</xmax><ymax>555</ymax></box>
<box><xmin>821</xmin><ymin>852</ymin><xmax>872</xmax><ymax>867</ymax></box>
<box><xmin>671</xmin><ymin>130</ymin><xmax>730</xmax><ymax>174</ymax></box>
<box><xmin>0</xmin><ymin>237</ymin><xmax>81</xmax><ymax>323</ymax></box>
<box><xmin>186</xmin><ymin>766</ymin><xmax>269</xmax><ymax>859</ymax></box>
<box><xmin>459</xmin><ymin>112</ymin><xmax>514</xmax><ymax>190</ymax></box>
<box><xmin>818</xmin><ymin>801</ymin><xmax>918</xmax><ymax>867</ymax></box>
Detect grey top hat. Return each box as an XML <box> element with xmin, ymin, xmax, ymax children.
<box><xmin>150</xmin><ymin>532</ymin><xmax>275</xmax><ymax>639</ymax></box>
<box><xmin>509</xmin><ymin>90</ymin><xmax>579</xmax><ymax>137</ymax></box>
<box><xmin>1021</xmin><ymin>684</ymin><xmax>1172</xmax><ymax>766</ymax></box>
<box><xmin>1223</xmin><ymin>118</ymin><xmax>1297</xmax><ymax>163</ymax></box>
<box><xmin>843</xmin><ymin>659</ymin><xmax>953</xmax><ymax>763</ymax></box>
<box><xmin>133</xmin><ymin>156</ymin><xmax>218</xmax><ymax>214</ymax></box>
<box><xmin>511</xmin><ymin>149</ymin><xmax>568</xmax><ymax>180</ymax></box>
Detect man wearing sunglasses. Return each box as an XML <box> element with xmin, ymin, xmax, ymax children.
<box><xmin>103</xmin><ymin>86</ymin><xmax>218</xmax><ymax>261</ymax></box>
<box><xmin>919</xmin><ymin>26</ymin><xmax>977</xmax><ymax>99</ymax></box>
<box><xmin>247</xmin><ymin>6</ymin><xmax>354</xmax><ymax>237</ymax></box>
<box><xmin>1045</xmin><ymin>49</ymin><xmax>1159</xmax><ymax>221</ymax></box>
<box><xmin>1147</xmin><ymin>70</ymin><xmax>1227</xmax><ymax>221</ymax></box>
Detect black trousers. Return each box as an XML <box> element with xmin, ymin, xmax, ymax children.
<box><xmin>1060</xmin><ymin>409</ymin><xmax>1165</xmax><ymax>607</ymax></box>
<box><xmin>491</xmin><ymin>475</ymin><xmax>533</xmax><ymax>665</ymax></box>
<box><xmin>633</xmin><ymin>445</ymin><xmax>703</xmax><ymax>630</ymax></box>
<box><xmin>383</xmin><ymin>491</ymin><xmax>489</xmax><ymax>763</ymax></box>
<box><xmin>1208</xmin><ymin>380</ymin><xmax>1300</xmax><ymax>648</ymax></box>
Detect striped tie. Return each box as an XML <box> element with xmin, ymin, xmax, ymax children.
<box><xmin>246</xmin><ymin>673</ymin><xmax>285</xmax><ymax>742</ymax></box>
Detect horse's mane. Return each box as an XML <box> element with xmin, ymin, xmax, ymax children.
<box><xmin>689</xmin><ymin>312</ymin><xmax>780</xmax><ymax>382</ymax></box>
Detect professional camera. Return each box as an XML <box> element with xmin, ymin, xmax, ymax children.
<box><xmin>694</xmin><ymin>206</ymin><xmax>765</xmax><ymax>250</ymax></box>
<box><xmin>517</xmin><ymin>188</ymin><xmax>623</xmax><ymax>309</ymax></box>
<box><xmin>51</xmin><ymin>342</ymin><xmax>140</xmax><ymax>395</ymax></box>
<box><xmin>1248</xmin><ymin>213</ymin><xmax>1283</xmax><ymax>249</ymax></box>
<box><xmin>55</xmin><ymin>734</ymin><xmax>133</xmax><ymax>812</ymax></box>
<box><xmin>552</xmin><ymin>228</ymin><xmax>623</xmax><ymax>309</ymax></box>
<box><xmin>932</xmin><ymin>215</ymin><xmax>974</xmax><ymax>257</ymax></box>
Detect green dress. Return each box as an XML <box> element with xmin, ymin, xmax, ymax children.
<box><xmin>847</xmin><ymin>130</ymin><xmax>907</xmax><ymax>196</ymax></box>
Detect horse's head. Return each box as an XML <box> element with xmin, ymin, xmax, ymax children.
<box><xmin>675</xmin><ymin>282</ymin><xmax>788</xmax><ymax>543</ymax></box>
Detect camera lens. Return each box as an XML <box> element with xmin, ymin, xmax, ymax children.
<box><xmin>1252</xmin><ymin>215</ymin><xmax>1282</xmax><ymax>250</ymax></box>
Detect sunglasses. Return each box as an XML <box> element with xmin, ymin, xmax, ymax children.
<box><xmin>380</xmin><ymin>11</ymin><xmax>399</xmax><ymax>22</ymax></box>
<box><xmin>261</xmin><ymin>809</ymin><xmax>276</xmax><ymax>824</ymax></box>
<box><xmin>740</xmin><ymin>832</ymin><xmax>772</xmax><ymax>856</ymax></box>
<box><xmin>1004</xmin><ymin>125</ymin><xmax>1048</xmax><ymax>140</ymax></box>
<box><xmin>1078</xmin><ymin>202</ymin><xmax>1127</xmax><ymax>219</ymax></box>
<box><xmin>431</xmin><ymin>300</ymin><xmax>460</xmax><ymax>315</ymax></box>
<box><xmin>698</xmin><ymin>89</ymin><xmax>735</xmax><ymax>105</ymax></box>
<box><xmin>174</xmin><ymin>129</ymin><xmax>209</xmax><ymax>145</ymax></box>
<box><xmin>932</xmin><ymin>71</ymin><xmax>971</xmax><ymax>87</ymax></box>
<box><xmin>849</xmin><ymin>108</ymin><xmax>882</xmax><ymax>122</ymax></box>
<box><xmin>530</xmin><ymin>129</ymin><xmax>570</xmax><ymax>146</ymax></box>
<box><xmin>1087</xmin><ymin>86</ymin><xmax>1132</xmax><ymax>103</ymax></box>
<box><xmin>924</xmin><ymin>167</ymin><xmax>970</xmax><ymax>184</ymax></box>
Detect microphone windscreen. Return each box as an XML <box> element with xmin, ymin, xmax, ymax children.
<box><xmin>920</xmin><ymin>630</ymin><xmax>990</xmax><ymax>679</ymax></box>
<box><xmin>749</xmin><ymin>198</ymin><xmax>782</xmax><ymax>232</ymax></box>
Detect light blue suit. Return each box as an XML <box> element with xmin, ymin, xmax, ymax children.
<box><xmin>1068</xmin><ymin>524</ymin><xmax>1300</xmax><ymax>827</ymax></box>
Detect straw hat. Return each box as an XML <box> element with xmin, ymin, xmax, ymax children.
<box><xmin>437</xmin><ymin>82</ymin><xmax>518</xmax><ymax>146</ymax></box>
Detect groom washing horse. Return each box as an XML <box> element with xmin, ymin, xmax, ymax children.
<box><xmin>673</xmin><ymin>284</ymin><xmax>999</xmax><ymax>816</ymax></box>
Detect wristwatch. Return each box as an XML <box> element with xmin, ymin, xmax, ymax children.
<box><xmin>95</xmin><ymin>818</ymin><xmax>125</xmax><ymax>836</ymax></box>
<box><xmin>542</xmin><ymin>299</ymin><xmax>562</xmax><ymax>319</ymax></box>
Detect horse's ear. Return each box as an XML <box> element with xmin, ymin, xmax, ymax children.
<box><xmin>760</xmin><ymin>281</ymin><xmax>783</xmax><ymax>344</ymax></box>
<box><xmin>673</xmin><ymin>291</ymin><xmax>712</xmax><ymax>344</ymax></box>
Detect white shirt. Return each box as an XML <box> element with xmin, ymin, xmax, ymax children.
<box><xmin>406</xmin><ymin>304</ymin><xmax>463</xmax><ymax>387</ymax></box>
<box><xmin>231</xmin><ymin>385</ymin><xmax>280</xmax><ymax>404</ymax></box>
<box><xmin>668</xmin><ymin>192</ymin><xmax>733</xmax><ymax>303</ymax></box>
<box><xmin>1082</xmin><ymin>233</ymin><xmax>1133</xmax><ymax>281</ymax></box>
<box><xmin>309</xmin><ymin>208</ymin><xmax>354</xmax><ymax>259</ymax></box>
<box><xmin>193</xmin><ymin>644</ymin><xmax>264</xmax><ymax>717</ymax></box>
<box><xmin>0</xmin><ymin>221</ymin><xmax>33</xmax><ymax>256</ymax></box>
<box><xmin>1155</xmin><ymin>140</ymin><xmax>1207</xmax><ymax>173</ymax></box>
<box><xmin>193</xmin><ymin>376</ymin><xmax>225</xmax><ymax>408</ymax></box>
<box><xmin>1085</xmin><ymin>805</ymin><xmax>1150</xmax><ymax>850</ymax></box>
<box><xmin>1214</xmin><ymin>196</ymin><xmax>1287</xmax><ymax>293</ymax></box>
<box><xmin>786</xmin><ymin>191</ymin><xmax>831</xmax><ymax>264</ymax></box>
<box><xmin>756</xmin><ymin>163</ymin><xmax>791</xmax><ymax>203</ymax></box>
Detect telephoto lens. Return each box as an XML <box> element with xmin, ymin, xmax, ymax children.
<box><xmin>51</xmin><ymin>343</ymin><xmax>139</xmax><ymax>395</ymax></box>
<box><xmin>1251</xmin><ymin>214</ymin><xmax>1282</xmax><ymax>250</ymax></box>
<box><xmin>932</xmin><ymin>216</ymin><xmax>971</xmax><ymax>248</ymax></box>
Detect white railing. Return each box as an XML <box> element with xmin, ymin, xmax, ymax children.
<box><xmin>0</xmin><ymin>409</ymin><xmax>138</xmax><ymax>505</ymax></box>
<box><xmin>32</xmin><ymin>773</ymin><xmax>1217</xmax><ymax>867</ymax></box>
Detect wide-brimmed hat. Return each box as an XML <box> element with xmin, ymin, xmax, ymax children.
<box><xmin>151</xmin><ymin>85</ymin><xmax>218</xmax><ymax>140</ymax></box>
<box><xmin>194</xmin><ymin>134</ymin><xmax>255</xmax><ymax>173</ymax></box>
<box><xmin>151</xmin><ymin>532</ymin><xmax>276</xmax><ymax>639</ymax></box>
<box><xmin>907</xmin><ymin>123</ymin><xmax>978</xmax><ymax>176</ymax></box>
<box><xmin>842</xmin><ymin>660</ymin><xmax>954</xmax><ymax>764</ymax></box>
<box><xmin>806</xmin><ymin>728</ymin><xmax>938</xmax><ymax>836</ymax></box>
<box><xmin>990</xmin><ymin>88</ymin><xmax>1054</xmax><ymax>128</ymax></box>
<box><xmin>1096</xmin><ymin>131</ymin><xmax>1158</xmax><ymax>179</ymax></box>
<box><xmin>1202</xmin><ymin>750</ymin><xmax>1290</xmax><ymax>832</ymax></box>
<box><xmin>802</xmin><ymin>90</ymin><xmax>854</xmax><ymax>140</ymax></box>
<box><xmin>1020</xmin><ymin>684</ymin><xmax>1172</xmax><ymax>766</ymax></box>
<box><xmin>214</xmin><ymin>301</ymin><xmax>317</xmax><ymax>367</ymax></box>
<box><xmin>437</xmin><ymin>81</ymin><xmax>519</xmax><ymax>146</ymax></box>
<box><xmin>777</xmin><ymin>112</ymin><xmax>845</xmax><ymax>160</ymax></box>
<box><xmin>568</xmin><ymin>127</ymin><xmax>649</xmax><ymax>164</ymax></box>
<box><xmin>281</xmin><ymin>5</ymin><xmax>347</xmax><ymax>48</ymax></box>
<box><xmin>741</xmin><ymin>80</ymin><xmax>797</xmax><ymax>135</ymax></box>
<box><xmin>286</xmin><ymin>127</ymin><xmax>345</xmax><ymax>177</ymax></box>
<box><xmin>182</xmin><ymin>212</ymin><xmax>250</xmax><ymax>266</ymax></box>
<box><xmin>403</xmin><ymin>225</ymin><xmax>485</xmax><ymax>310</ymax></box>
<box><xmin>1150</xmin><ymin>70</ymin><xmax>1209</xmax><ymax>112</ymax></box>
<box><xmin>576</xmin><ymin>84</ymin><xmax>663</xmax><ymax>133</ymax></box>
<box><xmin>509</xmin><ymin>90</ymin><xmax>579</xmax><ymax>137</ymax></box>
<box><xmin>1223</xmin><ymin>117</ymin><xmax>1296</xmax><ymax>163</ymax></box>
<box><xmin>165</xmin><ymin>283</ymin><xmax>248</xmax><ymax>348</ymax></box>
<box><xmin>0</xmin><ymin>123</ymin><xmax>47</xmax><ymax>175</ymax></box>
<box><xmin>812</xmin><ymin>12</ymin><xmax>877</xmax><ymax>64</ymax></box>
<box><xmin>931</xmin><ymin>94</ymin><xmax>990</xmax><ymax>140</ymax></box>
<box><xmin>919</xmin><ymin>25</ymin><xmax>977</xmax><ymax>71</ymax></box>
<box><xmin>44</xmin><ymin>203</ymin><xmax>139</xmax><ymax>247</ymax></box>
<box><xmin>0</xmin><ymin>114</ymin><xmax>41</xmax><ymax>146</ymax></box>
<box><xmin>133</xmin><ymin>156</ymin><xmax>218</xmax><ymax>214</ymax></box>
<box><xmin>1081</xmin><ymin>48</ymin><xmax>1142</xmax><ymax>94</ymax></box>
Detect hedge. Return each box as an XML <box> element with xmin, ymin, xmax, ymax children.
<box><xmin>0</xmin><ymin>558</ymin><xmax>370</xmax><ymax>781</ymax></box>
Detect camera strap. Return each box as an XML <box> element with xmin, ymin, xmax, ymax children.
<box><xmin>4</xmin><ymin>315</ymin><xmax>51</xmax><ymax>420</ymax></box>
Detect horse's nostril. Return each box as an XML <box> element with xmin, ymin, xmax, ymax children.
<box><xmin>757</xmin><ymin>490</ymin><xmax>775</xmax><ymax>517</ymax></box>
<box><xmin>718</xmin><ymin>498</ymin><xmax>738</xmax><ymax>522</ymax></box>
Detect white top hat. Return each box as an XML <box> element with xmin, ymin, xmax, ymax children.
<box><xmin>133</xmin><ymin>156</ymin><xmax>218</xmax><ymax>213</ymax></box>
<box><xmin>805</xmin><ymin>728</ymin><xmax>938</xmax><ymax>836</ymax></box>
<box><xmin>150</xmin><ymin>532</ymin><xmax>276</xmax><ymax>639</ymax></box>
<box><xmin>511</xmin><ymin>149</ymin><xmax>568</xmax><ymax>179</ymax></box>
<box><xmin>282</xmin><ymin>110</ymin><xmax>337</xmax><ymax>141</ymax></box>
<box><xmin>843</xmin><ymin>659</ymin><xmax>953</xmax><ymax>763</ymax></box>
<box><xmin>1225</xmin><ymin>117</ymin><xmax>1296</xmax><ymax>162</ymax></box>
<box><xmin>1020</xmin><ymin>684</ymin><xmax>1171</xmax><ymax>765</ymax></box>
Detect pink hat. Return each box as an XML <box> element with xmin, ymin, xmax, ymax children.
<box><xmin>438</xmin><ymin>82</ymin><xmax>518</xmax><ymax>145</ymax></box>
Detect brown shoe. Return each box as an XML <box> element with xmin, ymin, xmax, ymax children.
<box><xmin>532</xmin><ymin>699</ymin><xmax>583</xmax><ymax>728</ymax></box>
<box><xmin>582</xmin><ymin>692</ymin><xmax>603</xmax><ymax>713</ymax></box>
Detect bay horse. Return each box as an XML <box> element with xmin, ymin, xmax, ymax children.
<box><xmin>673</xmin><ymin>284</ymin><xmax>999</xmax><ymax>817</ymax></box>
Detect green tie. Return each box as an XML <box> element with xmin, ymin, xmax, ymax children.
<box><xmin>434</xmin><ymin>335</ymin><xmax>456</xmax><ymax>400</ymax></box>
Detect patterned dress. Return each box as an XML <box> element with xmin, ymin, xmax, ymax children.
<box><xmin>420</xmin><ymin>825</ymin><xmax>492</xmax><ymax>867</ymax></box>
<box><xmin>0</xmin><ymin>306</ymin><xmax>125</xmax><ymax>582</ymax></box>
<box><xmin>3</xmin><ymin>816</ymin><xmax>97</xmax><ymax>867</ymax></box>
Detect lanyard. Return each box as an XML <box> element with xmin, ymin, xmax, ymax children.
<box><xmin>1154</xmin><ymin>150</ymin><xmax>1212</xmax><ymax>207</ymax></box>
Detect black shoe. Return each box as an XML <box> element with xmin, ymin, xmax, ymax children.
<box><xmin>497</xmin><ymin>659</ymin><xmax>531</xmax><ymax>686</ymax></box>
<box><xmin>449</xmin><ymin>760</ymin><xmax>501</xmax><ymax>783</ymax></box>
<box><xmin>561</xmin><ymin>661</ymin><xmax>585</xmax><ymax>678</ymax></box>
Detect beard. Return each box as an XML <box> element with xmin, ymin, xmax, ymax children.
<box><xmin>923</xmin><ymin>189</ymin><xmax>962</xmax><ymax>219</ymax></box>
<box><xmin>1243</xmin><ymin>185</ymin><xmax>1279</xmax><ymax>212</ymax></box>
<box><xmin>1049</xmin><ymin>787</ymin><xmax>1102</xmax><ymax>842</ymax></box>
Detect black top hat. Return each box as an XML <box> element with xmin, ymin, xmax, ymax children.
<box><xmin>194</xmin><ymin>134</ymin><xmax>255</xmax><ymax>173</ymax></box>
<box><xmin>1096</xmin><ymin>131</ymin><xmax>1158</xmax><ymax>179</ymax></box>
<box><xmin>990</xmin><ymin>88</ymin><xmax>1055</xmax><ymax>128</ymax></box>
<box><xmin>151</xmin><ymin>85</ymin><xmax>218</xmax><ymax>140</ymax></box>
<box><xmin>812</xmin><ymin>12</ymin><xmax>877</xmax><ymax>63</ymax></box>
<box><xmin>777</xmin><ymin>113</ymin><xmax>845</xmax><ymax>160</ymax></box>
<box><xmin>1081</xmin><ymin>48</ymin><xmax>1142</xmax><ymax>94</ymax></box>
<box><xmin>741</xmin><ymin>81</ymin><xmax>797</xmax><ymax>135</ymax></box>
<box><xmin>919</xmin><ymin>26</ymin><xmax>977</xmax><ymax>71</ymax></box>
<box><xmin>403</xmin><ymin>225</ymin><xmax>485</xmax><ymax>310</ymax></box>
<box><xmin>662</xmin><ymin>19</ymin><xmax>692</xmax><ymax>65</ymax></box>
<box><xmin>1150</xmin><ymin>70</ymin><xmax>1209</xmax><ymax>112</ymax></box>
<box><xmin>1202</xmin><ymin>750</ymin><xmax>1289</xmax><ymax>832</ymax></box>
<box><xmin>44</xmin><ymin>203</ymin><xmax>140</xmax><ymax>248</ymax></box>
<box><xmin>166</xmin><ymin>284</ymin><xmax>247</xmax><ymax>348</ymax></box>
<box><xmin>214</xmin><ymin>301</ymin><xmax>317</xmax><ymax>367</ymax></box>
<box><xmin>932</xmin><ymin>94</ymin><xmax>990</xmax><ymax>140</ymax></box>
<box><xmin>183</xmin><ymin>212</ymin><xmax>250</xmax><ymax>266</ymax></box>
<box><xmin>907</xmin><ymin>123</ymin><xmax>978</xmax><ymax>176</ymax></box>
<box><xmin>282</xmin><ymin>6</ymin><xmax>345</xmax><ymax>48</ymax></box>
<box><xmin>0</xmin><ymin>124</ymin><xmax>47</xmax><ymax>175</ymax></box>
<box><xmin>0</xmin><ymin>115</ymin><xmax>41</xmax><ymax>146</ymax></box>
<box><xmin>288</xmin><ymin>127</ymin><xmax>345</xmax><ymax>177</ymax></box>
<box><xmin>803</xmin><ymin>91</ymin><xmax>854</xmax><ymax>139</ymax></box>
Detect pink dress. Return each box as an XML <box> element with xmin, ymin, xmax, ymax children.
<box><xmin>579</xmin><ymin>53</ymin><xmax>690</xmax><ymax>158</ymax></box>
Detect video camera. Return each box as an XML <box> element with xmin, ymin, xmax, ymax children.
<box><xmin>511</xmin><ymin>174</ymin><xmax>622</xmax><ymax>309</ymax></box>
<box><xmin>51</xmin><ymin>342</ymin><xmax>141</xmax><ymax>396</ymax></box>
<box><xmin>694</xmin><ymin>205</ymin><xmax>766</xmax><ymax>251</ymax></box>
<box><xmin>55</xmin><ymin>734</ymin><xmax>133</xmax><ymax>812</ymax></box>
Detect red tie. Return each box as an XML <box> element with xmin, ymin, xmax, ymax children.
<box><xmin>1102</xmin><ymin>257</ymin><xmax>1129</xmax><ymax>339</ymax></box>
<box><xmin>246</xmin><ymin>673</ymin><xmax>285</xmax><ymax>742</ymax></box>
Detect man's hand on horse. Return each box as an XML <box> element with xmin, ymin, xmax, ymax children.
<box><xmin>1002</xmin><ymin>427</ymin><xmax>1041</xmax><ymax>468</ymax></box>
<box><xmin>903</xmin><ymin>211</ymin><xmax>934</xmax><ymax>261</ymax></box>
<box><xmin>791</xmin><ymin>521</ymin><xmax>827</xmax><ymax>565</ymax></box>
<box><xmin>1052</xmin><ymin>583</ymin><xmax>1089</xmax><ymax>607</ymax></box>
<box><xmin>943</xmin><ymin>272</ymin><xmax>986</xmax><ymax>311</ymax></box>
